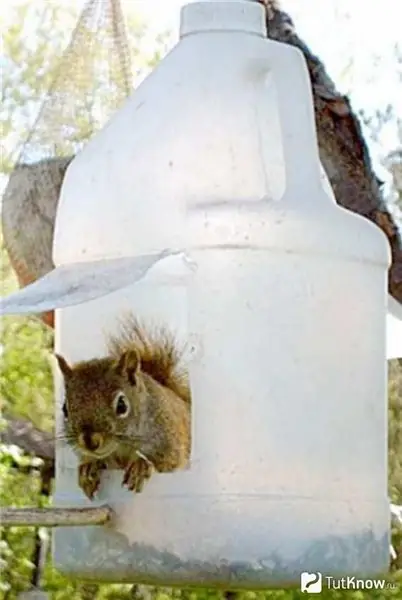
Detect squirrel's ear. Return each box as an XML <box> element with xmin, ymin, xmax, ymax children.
<box><xmin>55</xmin><ymin>354</ymin><xmax>72</xmax><ymax>378</ymax></box>
<box><xmin>114</xmin><ymin>349</ymin><xmax>141</xmax><ymax>385</ymax></box>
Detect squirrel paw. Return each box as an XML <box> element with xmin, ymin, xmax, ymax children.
<box><xmin>78</xmin><ymin>461</ymin><xmax>104</xmax><ymax>500</ymax></box>
<box><xmin>122</xmin><ymin>454</ymin><xmax>153</xmax><ymax>493</ymax></box>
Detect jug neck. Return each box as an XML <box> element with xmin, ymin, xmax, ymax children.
<box><xmin>180</xmin><ymin>0</ymin><xmax>267</xmax><ymax>39</ymax></box>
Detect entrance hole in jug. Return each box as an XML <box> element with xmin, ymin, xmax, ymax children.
<box><xmin>55</xmin><ymin>253</ymin><xmax>193</xmax><ymax>499</ymax></box>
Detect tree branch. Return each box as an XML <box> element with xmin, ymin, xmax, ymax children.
<box><xmin>262</xmin><ymin>0</ymin><xmax>402</xmax><ymax>302</ymax></box>
<box><xmin>0</xmin><ymin>505</ymin><xmax>113</xmax><ymax>527</ymax></box>
<box><xmin>2</xmin><ymin>1</ymin><xmax>401</xmax><ymax>324</ymax></box>
<box><xmin>2</xmin><ymin>417</ymin><xmax>55</xmax><ymax>463</ymax></box>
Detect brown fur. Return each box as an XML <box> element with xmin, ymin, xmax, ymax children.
<box><xmin>57</xmin><ymin>316</ymin><xmax>191</xmax><ymax>499</ymax></box>
<box><xmin>107</xmin><ymin>313</ymin><xmax>191</xmax><ymax>406</ymax></box>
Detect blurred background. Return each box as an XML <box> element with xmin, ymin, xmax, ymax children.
<box><xmin>0</xmin><ymin>1</ymin><xmax>401</xmax><ymax>598</ymax></box>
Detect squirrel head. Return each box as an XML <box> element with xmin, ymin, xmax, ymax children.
<box><xmin>56</xmin><ymin>350</ymin><xmax>147</xmax><ymax>459</ymax></box>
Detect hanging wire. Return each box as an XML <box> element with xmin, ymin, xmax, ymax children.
<box><xmin>1</xmin><ymin>0</ymin><xmax>133</xmax><ymax>326</ymax></box>
<box><xmin>17</xmin><ymin>0</ymin><xmax>133</xmax><ymax>163</ymax></box>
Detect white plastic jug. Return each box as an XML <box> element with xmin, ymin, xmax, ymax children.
<box><xmin>49</xmin><ymin>0</ymin><xmax>390</xmax><ymax>588</ymax></box>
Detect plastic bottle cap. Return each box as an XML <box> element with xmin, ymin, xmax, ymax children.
<box><xmin>180</xmin><ymin>0</ymin><xmax>266</xmax><ymax>38</ymax></box>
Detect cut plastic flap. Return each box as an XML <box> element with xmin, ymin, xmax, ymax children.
<box><xmin>0</xmin><ymin>250</ymin><xmax>183</xmax><ymax>315</ymax></box>
<box><xmin>1</xmin><ymin>250</ymin><xmax>401</xmax><ymax>360</ymax></box>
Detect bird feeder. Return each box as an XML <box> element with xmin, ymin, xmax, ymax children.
<box><xmin>1</xmin><ymin>0</ymin><xmax>394</xmax><ymax>589</ymax></box>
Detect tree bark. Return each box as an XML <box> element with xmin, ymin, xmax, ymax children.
<box><xmin>2</xmin><ymin>1</ymin><xmax>401</xmax><ymax>328</ymax></box>
<box><xmin>2</xmin><ymin>417</ymin><xmax>55</xmax><ymax>465</ymax></box>
<box><xmin>262</xmin><ymin>0</ymin><xmax>402</xmax><ymax>301</ymax></box>
<box><xmin>0</xmin><ymin>505</ymin><xmax>113</xmax><ymax>527</ymax></box>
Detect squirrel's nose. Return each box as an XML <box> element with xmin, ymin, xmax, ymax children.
<box><xmin>79</xmin><ymin>431</ymin><xmax>103</xmax><ymax>452</ymax></box>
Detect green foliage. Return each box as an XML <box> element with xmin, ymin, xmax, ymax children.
<box><xmin>1</xmin><ymin>251</ymin><xmax>401</xmax><ymax>598</ymax></box>
<box><xmin>0</xmin><ymin>313</ymin><xmax>54</xmax><ymax>432</ymax></box>
<box><xmin>389</xmin><ymin>362</ymin><xmax>402</xmax><ymax>502</ymax></box>
<box><xmin>0</xmin><ymin>1</ymin><xmax>401</xmax><ymax>599</ymax></box>
<box><xmin>0</xmin><ymin>0</ymin><xmax>170</xmax><ymax>174</ymax></box>
<box><xmin>0</xmin><ymin>447</ymin><xmax>46</xmax><ymax>596</ymax></box>
<box><xmin>0</xmin><ymin>238</ymin><xmax>54</xmax><ymax>432</ymax></box>
<box><xmin>0</xmin><ymin>0</ymin><xmax>75</xmax><ymax>173</ymax></box>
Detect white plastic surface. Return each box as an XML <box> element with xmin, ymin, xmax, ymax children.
<box><xmin>387</xmin><ymin>295</ymin><xmax>402</xmax><ymax>359</ymax></box>
<box><xmin>52</xmin><ymin>0</ymin><xmax>391</xmax><ymax>587</ymax></box>
<box><xmin>53</xmin><ymin>0</ymin><xmax>283</xmax><ymax>264</ymax></box>
<box><xmin>1</xmin><ymin>2</ymin><xmax>399</xmax><ymax>357</ymax></box>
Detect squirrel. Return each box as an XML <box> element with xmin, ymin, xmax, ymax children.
<box><xmin>55</xmin><ymin>314</ymin><xmax>191</xmax><ymax>500</ymax></box>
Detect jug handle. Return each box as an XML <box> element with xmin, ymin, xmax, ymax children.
<box><xmin>269</xmin><ymin>42</ymin><xmax>323</xmax><ymax>201</ymax></box>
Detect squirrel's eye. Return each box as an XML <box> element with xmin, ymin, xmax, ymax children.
<box><xmin>62</xmin><ymin>403</ymin><xmax>68</xmax><ymax>419</ymax></box>
<box><xmin>113</xmin><ymin>392</ymin><xmax>130</xmax><ymax>418</ymax></box>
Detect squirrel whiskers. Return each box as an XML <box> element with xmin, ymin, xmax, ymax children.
<box><xmin>56</xmin><ymin>314</ymin><xmax>191</xmax><ymax>500</ymax></box>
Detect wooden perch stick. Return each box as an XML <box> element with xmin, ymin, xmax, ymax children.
<box><xmin>0</xmin><ymin>505</ymin><xmax>113</xmax><ymax>527</ymax></box>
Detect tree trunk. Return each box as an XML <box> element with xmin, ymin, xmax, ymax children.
<box><xmin>2</xmin><ymin>2</ymin><xmax>401</xmax><ymax>328</ymax></box>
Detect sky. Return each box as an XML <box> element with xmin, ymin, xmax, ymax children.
<box><xmin>1</xmin><ymin>0</ymin><xmax>400</xmax><ymax>207</ymax></box>
<box><xmin>1</xmin><ymin>0</ymin><xmax>402</xmax><ymax>352</ymax></box>
<box><xmin>139</xmin><ymin>0</ymin><xmax>402</xmax><ymax>162</ymax></box>
<box><xmin>2</xmin><ymin>0</ymin><xmax>400</xmax><ymax>179</ymax></box>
